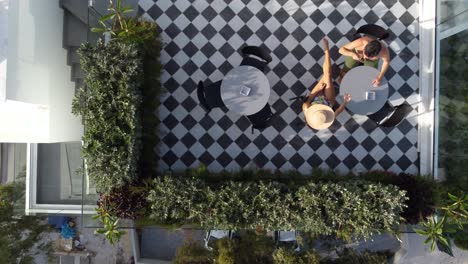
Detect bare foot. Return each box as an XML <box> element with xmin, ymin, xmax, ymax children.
<box><xmin>322</xmin><ymin>38</ymin><xmax>329</xmax><ymax>50</ymax></box>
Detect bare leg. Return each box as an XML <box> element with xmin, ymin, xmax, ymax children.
<box><xmin>322</xmin><ymin>38</ymin><xmax>336</xmax><ymax>105</ymax></box>
<box><xmin>303</xmin><ymin>38</ymin><xmax>337</xmax><ymax>111</ymax></box>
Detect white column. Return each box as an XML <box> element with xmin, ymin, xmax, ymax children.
<box><xmin>418</xmin><ymin>0</ymin><xmax>436</xmax><ymax>176</ymax></box>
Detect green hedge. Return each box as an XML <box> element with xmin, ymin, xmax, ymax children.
<box><xmin>147</xmin><ymin>176</ymin><xmax>407</xmax><ymax>240</ymax></box>
<box><xmin>72</xmin><ymin>40</ymin><xmax>143</xmax><ymax>192</ymax></box>
<box><xmin>454</xmin><ymin>228</ymin><xmax>468</xmax><ymax>250</ymax></box>
<box><xmin>157</xmin><ymin>168</ymin><xmax>438</xmax><ymax>225</ymax></box>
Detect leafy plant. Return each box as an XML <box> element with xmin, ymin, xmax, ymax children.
<box><xmin>91</xmin><ymin>0</ymin><xmax>159</xmax><ymax>44</ymax></box>
<box><xmin>414</xmin><ymin>217</ymin><xmax>451</xmax><ymax>252</ymax></box>
<box><xmin>442</xmin><ymin>193</ymin><xmax>468</xmax><ymax>227</ymax></box>
<box><xmin>92</xmin><ymin>206</ymin><xmax>126</xmax><ymax>245</ymax></box>
<box><xmin>414</xmin><ymin>193</ymin><xmax>468</xmax><ymax>255</ymax></box>
<box><xmin>91</xmin><ymin>0</ymin><xmax>141</xmax><ymax>39</ymax></box>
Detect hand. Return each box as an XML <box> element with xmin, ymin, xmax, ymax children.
<box><xmin>322</xmin><ymin>38</ymin><xmax>329</xmax><ymax>50</ymax></box>
<box><xmin>352</xmin><ymin>53</ymin><xmax>361</xmax><ymax>61</ymax></box>
<box><xmin>372</xmin><ymin>78</ymin><xmax>381</xmax><ymax>87</ymax></box>
<box><xmin>344</xmin><ymin>93</ymin><xmax>351</xmax><ymax>103</ymax></box>
<box><xmin>317</xmin><ymin>82</ymin><xmax>326</xmax><ymax>91</ymax></box>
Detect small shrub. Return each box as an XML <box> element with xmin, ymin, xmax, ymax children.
<box><xmin>234</xmin><ymin>231</ymin><xmax>275</xmax><ymax>263</ymax></box>
<box><xmin>273</xmin><ymin>248</ymin><xmax>320</xmax><ymax>264</ymax></box>
<box><xmin>321</xmin><ymin>248</ymin><xmax>389</xmax><ymax>264</ymax></box>
<box><xmin>97</xmin><ymin>185</ymin><xmax>148</xmax><ymax>219</ymax></box>
<box><xmin>173</xmin><ymin>241</ymin><xmax>213</xmax><ymax>264</ymax></box>
<box><xmin>393</xmin><ymin>173</ymin><xmax>437</xmax><ymax>224</ymax></box>
<box><xmin>215</xmin><ymin>238</ymin><xmax>235</xmax><ymax>264</ymax></box>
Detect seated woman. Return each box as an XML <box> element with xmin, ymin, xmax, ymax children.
<box><xmin>303</xmin><ymin>38</ymin><xmax>351</xmax><ymax>130</ymax></box>
<box><xmin>338</xmin><ymin>36</ymin><xmax>390</xmax><ymax>86</ymax></box>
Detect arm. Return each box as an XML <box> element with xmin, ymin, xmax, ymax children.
<box><xmin>339</xmin><ymin>39</ymin><xmax>363</xmax><ymax>60</ymax></box>
<box><xmin>334</xmin><ymin>93</ymin><xmax>351</xmax><ymax>117</ymax></box>
<box><xmin>372</xmin><ymin>46</ymin><xmax>390</xmax><ymax>87</ymax></box>
<box><xmin>377</xmin><ymin>49</ymin><xmax>390</xmax><ymax>81</ymax></box>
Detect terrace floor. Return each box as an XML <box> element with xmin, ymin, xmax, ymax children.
<box><xmin>138</xmin><ymin>0</ymin><xmax>420</xmax><ymax>175</ymax></box>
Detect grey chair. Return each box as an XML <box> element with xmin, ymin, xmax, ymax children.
<box><xmin>197</xmin><ymin>80</ymin><xmax>226</xmax><ymax>113</ymax></box>
<box><xmin>275</xmin><ymin>230</ymin><xmax>300</xmax><ymax>251</ymax></box>
<box><xmin>367</xmin><ymin>102</ymin><xmax>412</xmax><ymax>127</ymax></box>
<box><xmin>204</xmin><ymin>230</ymin><xmax>233</xmax><ymax>251</ymax></box>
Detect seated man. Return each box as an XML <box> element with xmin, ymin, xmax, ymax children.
<box><xmin>338</xmin><ymin>36</ymin><xmax>390</xmax><ymax>87</ymax></box>
<box><xmin>303</xmin><ymin>38</ymin><xmax>351</xmax><ymax>130</ymax></box>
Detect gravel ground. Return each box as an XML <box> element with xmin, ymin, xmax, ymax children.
<box><xmin>32</xmin><ymin>217</ymin><xmax>134</xmax><ymax>264</ymax></box>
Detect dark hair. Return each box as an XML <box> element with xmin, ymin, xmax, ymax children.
<box><xmin>364</xmin><ymin>40</ymin><xmax>382</xmax><ymax>57</ymax></box>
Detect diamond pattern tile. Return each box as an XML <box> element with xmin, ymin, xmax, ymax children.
<box><xmin>139</xmin><ymin>0</ymin><xmax>420</xmax><ymax>175</ymax></box>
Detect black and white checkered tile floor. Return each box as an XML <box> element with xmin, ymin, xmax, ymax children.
<box><xmin>139</xmin><ymin>0</ymin><xmax>420</xmax><ymax>175</ymax></box>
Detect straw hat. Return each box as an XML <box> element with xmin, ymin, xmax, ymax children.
<box><xmin>304</xmin><ymin>104</ymin><xmax>335</xmax><ymax>130</ymax></box>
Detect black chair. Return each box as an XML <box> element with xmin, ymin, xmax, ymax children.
<box><xmin>246</xmin><ymin>103</ymin><xmax>276</xmax><ymax>133</ymax></box>
<box><xmin>354</xmin><ymin>24</ymin><xmax>389</xmax><ymax>40</ymax></box>
<box><xmin>289</xmin><ymin>94</ymin><xmax>307</xmax><ymax>103</ymax></box>
<box><xmin>241</xmin><ymin>46</ymin><xmax>272</xmax><ymax>63</ymax></box>
<box><xmin>367</xmin><ymin>102</ymin><xmax>412</xmax><ymax>127</ymax></box>
<box><xmin>197</xmin><ymin>80</ymin><xmax>226</xmax><ymax>113</ymax></box>
<box><xmin>240</xmin><ymin>46</ymin><xmax>272</xmax><ymax>72</ymax></box>
<box><xmin>197</xmin><ymin>81</ymin><xmax>210</xmax><ymax>112</ymax></box>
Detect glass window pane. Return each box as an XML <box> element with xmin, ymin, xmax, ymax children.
<box><xmin>36</xmin><ymin>142</ymin><xmax>85</xmax><ymax>204</ymax></box>
<box><xmin>437</xmin><ymin>8</ymin><xmax>468</xmax><ymax>190</ymax></box>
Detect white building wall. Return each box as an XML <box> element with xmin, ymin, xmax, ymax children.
<box><xmin>0</xmin><ymin>0</ymin><xmax>7</xmax><ymax>101</ymax></box>
<box><xmin>0</xmin><ymin>100</ymin><xmax>49</xmax><ymax>142</ymax></box>
<box><xmin>2</xmin><ymin>0</ymin><xmax>83</xmax><ymax>143</ymax></box>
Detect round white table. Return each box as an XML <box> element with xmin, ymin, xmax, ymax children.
<box><xmin>220</xmin><ymin>65</ymin><xmax>270</xmax><ymax>115</ymax></box>
<box><xmin>339</xmin><ymin>66</ymin><xmax>389</xmax><ymax>115</ymax></box>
